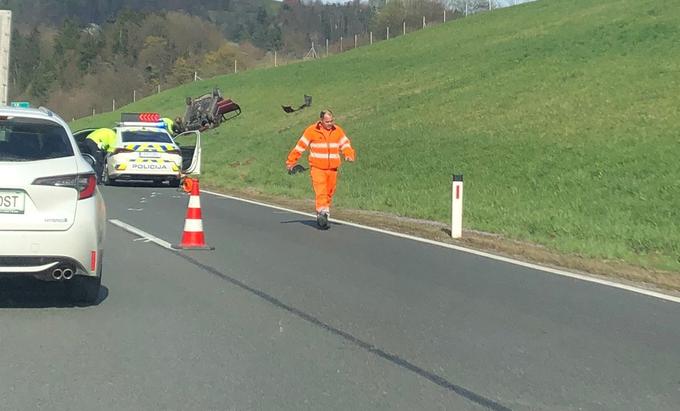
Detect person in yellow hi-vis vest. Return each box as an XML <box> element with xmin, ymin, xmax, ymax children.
<box><xmin>83</xmin><ymin>128</ymin><xmax>116</xmax><ymax>184</ymax></box>
<box><xmin>161</xmin><ymin>117</ymin><xmax>175</xmax><ymax>136</ymax></box>
<box><xmin>286</xmin><ymin>109</ymin><xmax>355</xmax><ymax>229</ymax></box>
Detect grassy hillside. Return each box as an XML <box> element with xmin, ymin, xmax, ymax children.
<box><xmin>71</xmin><ymin>0</ymin><xmax>680</xmax><ymax>273</ymax></box>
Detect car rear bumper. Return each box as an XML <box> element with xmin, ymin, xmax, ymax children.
<box><xmin>108</xmin><ymin>154</ymin><xmax>181</xmax><ymax>179</ymax></box>
<box><xmin>0</xmin><ymin>196</ymin><xmax>105</xmax><ymax>279</ymax></box>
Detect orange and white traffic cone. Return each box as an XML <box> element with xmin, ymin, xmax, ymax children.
<box><xmin>173</xmin><ymin>178</ymin><xmax>214</xmax><ymax>250</ymax></box>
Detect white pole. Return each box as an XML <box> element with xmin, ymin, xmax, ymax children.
<box><xmin>157</xmin><ymin>84</ymin><xmax>160</xmax><ymax>94</ymax></box>
<box><xmin>387</xmin><ymin>26</ymin><xmax>390</xmax><ymax>40</ymax></box>
<box><xmin>92</xmin><ymin>108</ymin><xmax>95</xmax><ymax>116</ymax></box>
<box><xmin>194</xmin><ymin>71</ymin><xmax>197</xmax><ymax>81</ymax></box>
<box><xmin>133</xmin><ymin>89</ymin><xmax>136</xmax><ymax>102</ymax></box>
<box><xmin>423</xmin><ymin>16</ymin><xmax>426</xmax><ymax>29</ymax></box>
<box><xmin>354</xmin><ymin>34</ymin><xmax>357</xmax><ymax>48</ymax></box>
<box><xmin>403</xmin><ymin>20</ymin><xmax>406</xmax><ymax>35</ymax></box>
<box><xmin>326</xmin><ymin>38</ymin><xmax>329</xmax><ymax>56</ymax></box>
<box><xmin>274</xmin><ymin>50</ymin><xmax>277</xmax><ymax>67</ymax></box>
<box><xmin>465</xmin><ymin>2</ymin><xmax>469</xmax><ymax>17</ymax></box>
<box><xmin>0</xmin><ymin>11</ymin><xmax>12</xmax><ymax>106</ymax></box>
<box><xmin>451</xmin><ymin>175</ymin><xmax>464</xmax><ymax>238</ymax></box>
<box><xmin>444</xmin><ymin>10</ymin><xmax>446</xmax><ymax>23</ymax></box>
<box><xmin>234</xmin><ymin>60</ymin><xmax>237</xmax><ymax>73</ymax></box>
<box><xmin>370</xmin><ymin>31</ymin><xmax>373</xmax><ymax>45</ymax></box>
<box><xmin>340</xmin><ymin>36</ymin><xmax>343</xmax><ymax>52</ymax></box>
<box><xmin>112</xmin><ymin>99</ymin><xmax>115</xmax><ymax>111</ymax></box>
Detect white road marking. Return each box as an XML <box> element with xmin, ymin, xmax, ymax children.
<box><xmin>201</xmin><ymin>189</ymin><xmax>680</xmax><ymax>304</ymax></box>
<box><xmin>109</xmin><ymin>219</ymin><xmax>174</xmax><ymax>250</ymax></box>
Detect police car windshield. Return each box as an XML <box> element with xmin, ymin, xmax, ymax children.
<box><xmin>0</xmin><ymin>118</ymin><xmax>73</xmax><ymax>162</ymax></box>
<box><xmin>121</xmin><ymin>130</ymin><xmax>173</xmax><ymax>143</ymax></box>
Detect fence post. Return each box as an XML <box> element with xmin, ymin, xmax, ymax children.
<box><xmin>403</xmin><ymin>20</ymin><xmax>406</xmax><ymax>35</ymax></box>
<box><xmin>354</xmin><ymin>34</ymin><xmax>357</xmax><ymax>48</ymax></box>
<box><xmin>112</xmin><ymin>99</ymin><xmax>116</xmax><ymax>112</ymax></box>
<box><xmin>387</xmin><ymin>26</ymin><xmax>390</xmax><ymax>40</ymax></box>
<box><xmin>157</xmin><ymin>84</ymin><xmax>160</xmax><ymax>94</ymax></box>
<box><xmin>274</xmin><ymin>50</ymin><xmax>277</xmax><ymax>67</ymax></box>
<box><xmin>340</xmin><ymin>36</ymin><xmax>343</xmax><ymax>52</ymax></box>
<box><xmin>444</xmin><ymin>10</ymin><xmax>446</xmax><ymax>23</ymax></box>
<box><xmin>451</xmin><ymin>175</ymin><xmax>464</xmax><ymax>238</ymax></box>
<box><xmin>92</xmin><ymin>108</ymin><xmax>95</xmax><ymax>116</ymax></box>
<box><xmin>423</xmin><ymin>16</ymin><xmax>426</xmax><ymax>29</ymax></box>
<box><xmin>234</xmin><ymin>60</ymin><xmax>237</xmax><ymax>73</ymax></box>
<box><xmin>133</xmin><ymin>89</ymin><xmax>136</xmax><ymax>102</ymax></box>
<box><xmin>370</xmin><ymin>31</ymin><xmax>373</xmax><ymax>45</ymax></box>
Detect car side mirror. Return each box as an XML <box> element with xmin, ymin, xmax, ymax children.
<box><xmin>82</xmin><ymin>153</ymin><xmax>97</xmax><ymax>169</ymax></box>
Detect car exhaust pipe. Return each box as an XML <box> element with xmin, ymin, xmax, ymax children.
<box><xmin>52</xmin><ymin>268</ymin><xmax>63</xmax><ymax>280</ymax></box>
<box><xmin>62</xmin><ymin>268</ymin><xmax>74</xmax><ymax>280</ymax></box>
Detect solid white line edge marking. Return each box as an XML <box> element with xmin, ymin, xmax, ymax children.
<box><xmin>202</xmin><ymin>189</ymin><xmax>680</xmax><ymax>304</ymax></box>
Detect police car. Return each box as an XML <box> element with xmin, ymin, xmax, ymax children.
<box><xmin>104</xmin><ymin>113</ymin><xmax>183</xmax><ymax>186</ymax></box>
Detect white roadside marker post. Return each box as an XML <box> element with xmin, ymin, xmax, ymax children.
<box><xmin>451</xmin><ymin>174</ymin><xmax>464</xmax><ymax>238</ymax></box>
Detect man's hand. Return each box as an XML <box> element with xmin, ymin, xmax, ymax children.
<box><xmin>288</xmin><ymin>164</ymin><xmax>306</xmax><ymax>175</ymax></box>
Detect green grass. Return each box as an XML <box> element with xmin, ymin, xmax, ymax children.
<box><xmin>71</xmin><ymin>0</ymin><xmax>680</xmax><ymax>272</ymax></box>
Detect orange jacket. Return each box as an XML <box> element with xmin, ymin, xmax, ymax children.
<box><xmin>286</xmin><ymin>122</ymin><xmax>355</xmax><ymax>170</ymax></box>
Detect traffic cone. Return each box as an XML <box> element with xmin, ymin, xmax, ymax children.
<box><xmin>173</xmin><ymin>178</ymin><xmax>214</xmax><ymax>250</ymax></box>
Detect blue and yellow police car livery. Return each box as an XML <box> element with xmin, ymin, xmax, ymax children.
<box><xmin>102</xmin><ymin>113</ymin><xmax>183</xmax><ymax>186</ymax></box>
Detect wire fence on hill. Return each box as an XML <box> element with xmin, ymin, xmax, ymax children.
<box><xmin>74</xmin><ymin>3</ymin><xmax>510</xmax><ymax>121</ymax></box>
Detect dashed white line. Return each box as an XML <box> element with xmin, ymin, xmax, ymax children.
<box><xmin>109</xmin><ymin>219</ymin><xmax>174</xmax><ymax>250</ymax></box>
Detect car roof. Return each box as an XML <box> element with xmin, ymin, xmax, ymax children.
<box><xmin>0</xmin><ymin>106</ymin><xmax>69</xmax><ymax>128</ymax></box>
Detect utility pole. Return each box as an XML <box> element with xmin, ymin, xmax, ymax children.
<box><xmin>0</xmin><ymin>10</ymin><xmax>12</xmax><ymax>105</ymax></box>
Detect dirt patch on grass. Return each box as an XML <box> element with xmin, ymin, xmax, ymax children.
<box><xmin>205</xmin><ymin>183</ymin><xmax>680</xmax><ymax>296</ymax></box>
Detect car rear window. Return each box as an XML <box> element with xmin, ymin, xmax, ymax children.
<box><xmin>121</xmin><ymin>130</ymin><xmax>173</xmax><ymax>143</ymax></box>
<box><xmin>0</xmin><ymin>118</ymin><xmax>73</xmax><ymax>162</ymax></box>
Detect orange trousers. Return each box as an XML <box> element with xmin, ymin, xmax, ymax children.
<box><xmin>310</xmin><ymin>167</ymin><xmax>338</xmax><ymax>213</ymax></box>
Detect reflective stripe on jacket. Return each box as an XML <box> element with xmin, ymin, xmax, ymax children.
<box><xmin>286</xmin><ymin>122</ymin><xmax>355</xmax><ymax>170</ymax></box>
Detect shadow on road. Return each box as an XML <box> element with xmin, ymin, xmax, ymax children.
<box><xmin>281</xmin><ymin>219</ymin><xmax>343</xmax><ymax>231</ymax></box>
<box><xmin>0</xmin><ymin>278</ymin><xmax>109</xmax><ymax>308</ymax></box>
<box><xmin>104</xmin><ymin>181</ymin><xmax>179</xmax><ymax>189</ymax></box>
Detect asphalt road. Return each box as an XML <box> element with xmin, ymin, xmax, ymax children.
<box><xmin>0</xmin><ymin>184</ymin><xmax>678</xmax><ymax>410</ymax></box>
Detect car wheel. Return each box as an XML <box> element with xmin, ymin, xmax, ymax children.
<box><xmin>67</xmin><ymin>275</ymin><xmax>101</xmax><ymax>304</ymax></box>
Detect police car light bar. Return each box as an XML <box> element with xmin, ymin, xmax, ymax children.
<box><xmin>121</xmin><ymin>112</ymin><xmax>161</xmax><ymax>123</ymax></box>
<box><xmin>117</xmin><ymin>121</ymin><xmax>166</xmax><ymax>129</ymax></box>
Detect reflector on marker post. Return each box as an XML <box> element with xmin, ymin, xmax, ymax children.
<box><xmin>451</xmin><ymin>174</ymin><xmax>464</xmax><ymax>238</ymax></box>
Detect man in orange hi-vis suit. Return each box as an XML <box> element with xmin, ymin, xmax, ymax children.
<box><xmin>286</xmin><ymin>109</ymin><xmax>356</xmax><ymax>229</ymax></box>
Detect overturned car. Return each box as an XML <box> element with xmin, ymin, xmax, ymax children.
<box><xmin>178</xmin><ymin>88</ymin><xmax>241</xmax><ymax>133</ymax></box>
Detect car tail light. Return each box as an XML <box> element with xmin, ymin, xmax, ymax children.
<box><xmin>33</xmin><ymin>173</ymin><xmax>97</xmax><ymax>200</ymax></box>
<box><xmin>113</xmin><ymin>147</ymin><xmax>134</xmax><ymax>154</ymax></box>
<box><xmin>91</xmin><ymin>250</ymin><xmax>97</xmax><ymax>271</ymax></box>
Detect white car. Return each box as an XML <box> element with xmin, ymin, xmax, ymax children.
<box><xmin>0</xmin><ymin>106</ymin><xmax>106</xmax><ymax>303</ymax></box>
<box><xmin>74</xmin><ymin>114</ymin><xmax>202</xmax><ymax>186</ymax></box>
<box><xmin>103</xmin><ymin>116</ymin><xmax>183</xmax><ymax>186</ymax></box>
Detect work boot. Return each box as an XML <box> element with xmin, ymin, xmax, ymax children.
<box><xmin>316</xmin><ymin>211</ymin><xmax>330</xmax><ymax>230</ymax></box>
